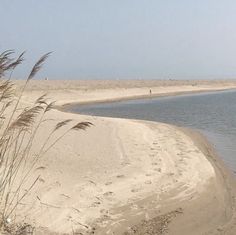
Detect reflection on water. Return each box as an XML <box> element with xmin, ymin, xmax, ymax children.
<box><xmin>68</xmin><ymin>90</ymin><xmax>236</xmax><ymax>172</ymax></box>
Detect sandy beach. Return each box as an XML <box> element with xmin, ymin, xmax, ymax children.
<box><xmin>14</xmin><ymin>79</ymin><xmax>236</xmax><ymax>106</ymax></box>
<box><xmin>6</xmin><ymin>80</ymin><xmax>236</xmax><ymax>234</ymax></box>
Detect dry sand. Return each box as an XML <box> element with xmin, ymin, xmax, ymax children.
<box><xmin>6</xmin><ymin>80</ymin><xmax>236</xmax><ymax>234</ymax></box>
<box><xmin>15</xmin><ymin>79</ymin><xmax>236</xmax><ymax>106</ymax></box>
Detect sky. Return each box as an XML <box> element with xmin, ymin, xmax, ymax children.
<box><xmin>1</xmin><ymin>0</ymin><xmax>236</xmax><ymax>80</ymax></box>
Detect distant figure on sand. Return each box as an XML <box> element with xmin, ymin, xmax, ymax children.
<box><xmin>149</xmin><ymin>89</ymin><xmax>152</xmax><ymax>95</ymax></box>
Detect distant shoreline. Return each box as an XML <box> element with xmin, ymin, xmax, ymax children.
<box><xmin>61</xmin><ymin>87</ymin><xmax>236</xmax><ymax>109</ymax></box>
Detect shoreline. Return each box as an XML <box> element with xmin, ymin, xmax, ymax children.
<box><xmin>61</xmin><ymin>98</ymin><xmax>236</xmax><ymax>233</ymax></box>
<box><xmin>59</xmin><ymin>87</ymin><xmax>236</xmax><ymax>234</ymax></box>
<box><xmin>17</xmin><ymin>79</ymin><xmax>236</xmax><ymax>107</ymax></box>
<box><xmin>89</xmin><ymin>120</ymin><xmax>236</xmax><ymax>235</ymax></box>
<box><xmin>61</xmin><ymin>87</ymin><xmax>236</xmax><ymax>108</ymax></box>
<box><xmin>173</xmin><ymin>127</ymin><xmax>236</xmax><ymax>234</ymax></box>
<box><xmin>13</xmin><ymin>80</ymin><xmax>236</xmax><ymax>234</ymax></box>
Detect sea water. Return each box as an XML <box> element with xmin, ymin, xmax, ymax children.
<box><xmin>68</xmin><ymin>90</ymin><xmax>236</xmax><ymax>172</ymax></box>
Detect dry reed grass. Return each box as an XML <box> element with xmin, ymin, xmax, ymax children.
<box><xmin>0</xmin><ymin>50</ymin><xmax>92</xmax><ymax>234</ymax></box>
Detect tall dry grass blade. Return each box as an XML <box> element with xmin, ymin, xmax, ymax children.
<box><xmin>9</xmin><ymin>105</ymin><xmax>44</xmax><ymax>131</ymax></box>
<box><xmin>41</xmin><ymin>122</ymin><xmax>92</xmax><ymax>156</ymax></box>
<box><xmin>35</xmin><ymin>94</ymin><xmax>48</xmax><ymax>105</ymax></box>
<box><xmin>0</xmin><ymin>50</ymin><xmax>14</xmax><ymax>78</ymax></box>
<box><xmin>0</xmin><ymin>80</ymin><xmax>13</xmax><ymax>92</ymax></box>
<box><xmin>0</xmin><ymin>50</ymin><xmax>93</xmax><ymax>231</ymax></box>
<box><xmin>54</xmin><ymin>119</ymin><xmax>73</xmax><ymax>131</ymax></box>
<box><xmin>44</xmin><ymin>101</ymin><xmax>55</xmax><ymax>113</ymax></box>
<box><xmin>6</xmin><ymin>51</ymin><xmax>25</xmax><ymax>71</ymax></box>
<box><xmin>0</xmin><ymin>80</ymin><xmax>14</xmax><ymax>102</ymax></box>
<box><xmin>71</xmin><ymin>122</ymin><xmax>93</xmax><ymax>131</ymax></box>
<box><xmin>0</xmin><ymin>50</ymin><xmax>14</xmax><ymax>58</ymax></box>
<box><xmin>8</xmin><ymin>51</ymin><xmax>25</xmax><ymax>79</ymax></box>
<box><xmin>27</xmin><ymin>52</ymin><xmax>52</xmax><ymax>81</ymax></box>
<box><xmin>0</xmin><ymin>50</ymin><xmax>14</xmax><ymax>68</ymax></box>
<box><xmin>4</xmin><ymin>52</ymin><xmax>51</xmax><ymax>134</ymax></box>
<box><xmin>5</xmin><ymin>175</ymin><xmax>40</xmax><ymax>219</ymax></box>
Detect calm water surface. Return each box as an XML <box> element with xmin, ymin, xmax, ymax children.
<box><xmin>68</xmin><ymin>90</ymin><xmax>236</xmax><ymax>172</ymax></box>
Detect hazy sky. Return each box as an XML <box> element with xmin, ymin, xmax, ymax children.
<box><xmin>1</xmin><ymin>0</ymin><xmax>236</xmax><ymax>80</ymax></box>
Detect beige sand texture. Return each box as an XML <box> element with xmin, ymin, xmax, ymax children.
<box><xmin>15</xmin><ymin>79</ymin><xmax>236</xmax><ymax>106</ymax></box>
<box><xmin>6</xmin><ymin>80</ymin><xmax>236</xmax><ymax>234</ymax></box>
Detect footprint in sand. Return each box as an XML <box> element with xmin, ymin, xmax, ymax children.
<box><xmin>100</xmin><ymin>210</ymin><xmax>111</xmax><ymax>220</ymax></box>
<box><xmin>152</xmin><ymin>162</ymin><xmax>158</xmax><ymax>166</ymax></box>
<box><xmin>60</xmin><ymin>194</ymin><xmax>70</xmax><ymax>199</ymax></box>
<box><xmin>39</xmin><ymin>177</ymin><xmax>45</xmax><ymax>183</ymax></box>
<box><xmin>117</xmin><ymin>174</ymin><xmax>125</xmax><ymax>178</ymax></box>
<box><xmin>100</xmin><ymin>208</ymin><xmax>109</xmax><ymax>214</ymax></box>
<box><xmin>103</xmin><ymin>191</ymin><xmax>114</xmax><ymax>197</ymax></box>
<box><xmin>130</xmin><ymin>204</ymin><xmax>138</xmax><ymax>210</ymax></box>
<box><xmin>153</xmin><ymin>168</ymin><xmax>162</xmax><ymax>173</ymax></box>
<box><xmin>35</xmin><ymin>166</ymin><xmax>46</xmax><ymax>171</ymax></box>
<box><xmin>105</xmin><ymin>182</ymin><xmax>113</xmax><ymax>186</ymax></box>
<box><xmin>177</xmin><ymin>152</ymin><xmax>184</xmax><ymax>156</ymax></box>
<box><xmin>91</xmin><ymin>201</ymin><xmax>101</xmax><ymax>207</ymax></box>
<box><xmin>131</xmin><ymin>186</ymin><xmax>142</xmax><ymax>193</ymax></box>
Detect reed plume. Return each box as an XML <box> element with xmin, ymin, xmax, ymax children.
<box><xmin>0</xmin><ymin>50</ymin><xmax>92</xmax><ymax>234</ymax></box>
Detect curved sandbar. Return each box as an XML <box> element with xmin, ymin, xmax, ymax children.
<box><xmin>14</xmin><ymin>80</ymin><xmax>236</xmax><ymax>234</ymax></box>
